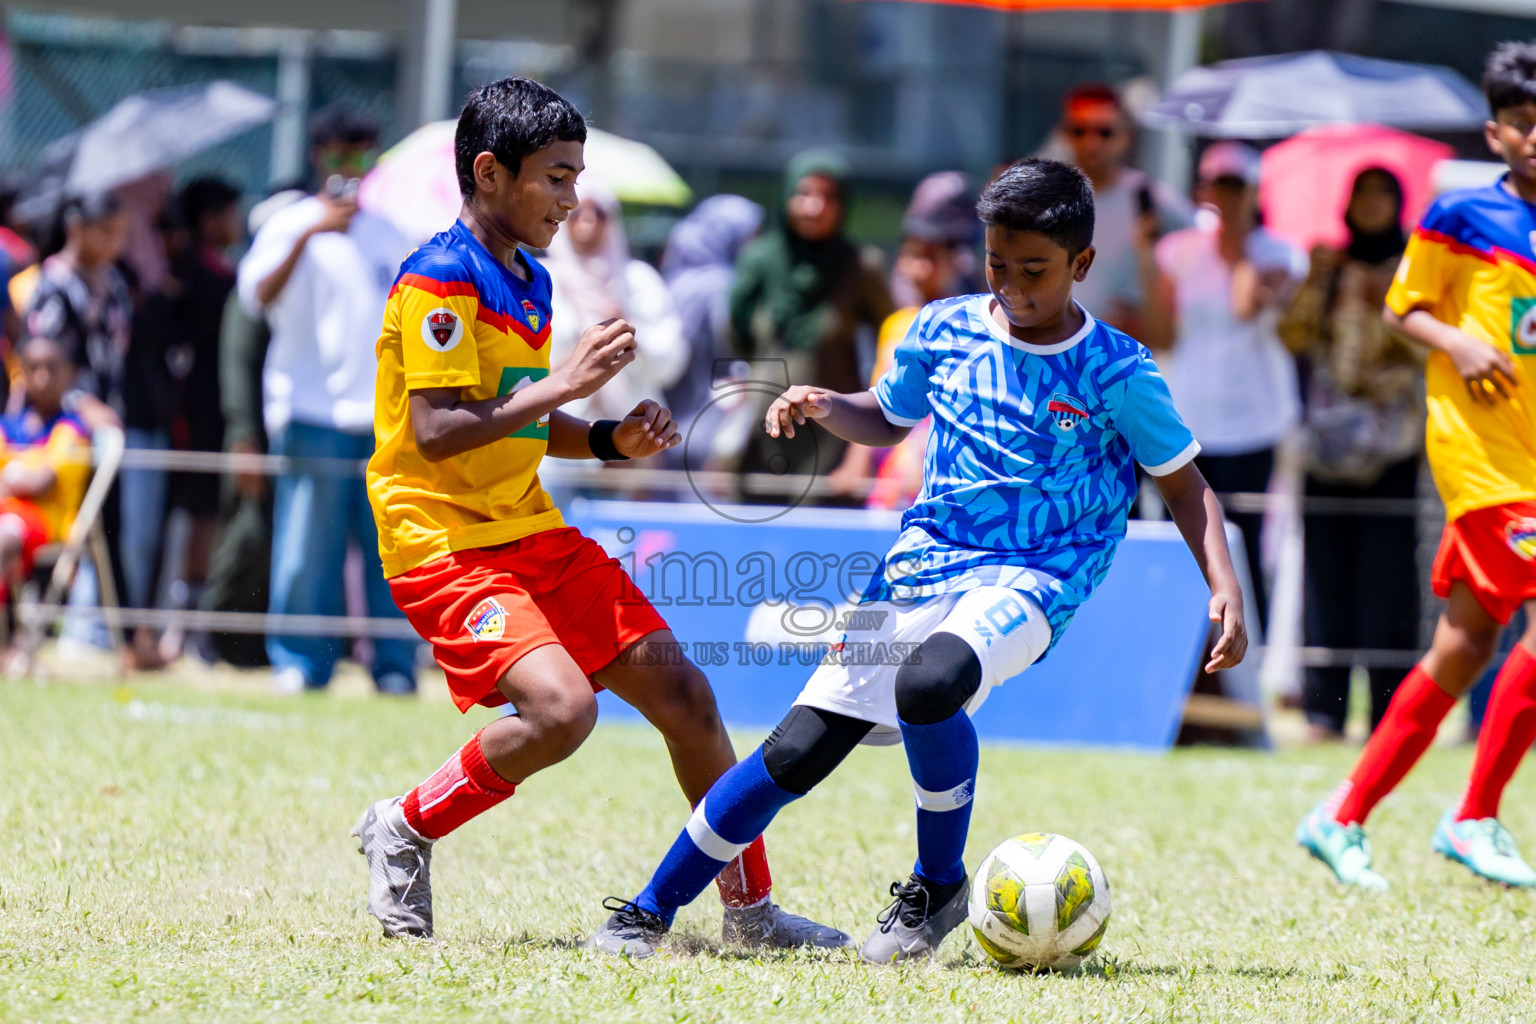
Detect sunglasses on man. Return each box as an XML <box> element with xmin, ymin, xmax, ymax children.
<box><xmin>1066</xmin><ymin>123</ymin><xmax>1118</xmax><ymax>140</ymax></box>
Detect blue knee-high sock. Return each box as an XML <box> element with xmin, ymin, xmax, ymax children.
<box><xmin>635</xmin><ymin>748</ymin><xmax>799</xmax><ymax>925</ymax></box>
<box><xmin>899</xmin><ymin>711</ymin><xmax>979</xmax><ymax>886</ymax></box>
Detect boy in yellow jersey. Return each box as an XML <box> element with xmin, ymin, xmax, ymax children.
<box><xmin>0</xmin><ymin>335</ymin><xmax>92</xmax><ymax>613</ymax></box>
<box><xmin>838</xmin><ymin>174</ymin><xmax>977</xmax><ymax>508</ymax></box>
<box><xmin>1297</xmin><ymin>42</ymin><xmax>1536</xmax><ymax>889</ymax></box>
<box><xmin>351</xmin><ymin>77</ymin><xmax>847</xmax><ymax>949</ymax></box>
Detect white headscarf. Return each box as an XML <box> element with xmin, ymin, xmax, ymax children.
<box><xmin>544</xmin><ymin>179</ymin><xmax>631</xmax><ymax>329</ymax></box>
<box><xmin>545</xmin><ymin>178</ymin><xmax>689</xmax><ymax>422</ymax></box>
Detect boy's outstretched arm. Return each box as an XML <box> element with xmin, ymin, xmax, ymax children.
<box><xmin>546</xmin><ymin>401</ymin><xmax>680</xmax><ymax>460</ymax></box>
<box><xmin>1154</xmin><ymin>462</ymin><xmax>1248</xmax><ymax>672</ymax></box>
<box><xmin>765</xmin><ymin>386</ymin><xmax>913</xmax><ymax>448</ymax></box>
<box><xmin>409</xmin><ymin>318</ymin><xmax>637</xmax><ymax>461</ymax></box>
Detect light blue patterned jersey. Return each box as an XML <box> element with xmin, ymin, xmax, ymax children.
<box><xmin>867</xmin><ymin>294</ymin><xmax>1199</xmax><ymax>656</ymax></box>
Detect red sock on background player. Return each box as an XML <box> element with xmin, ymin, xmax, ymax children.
<box><xmin>1458</xmin><ymin>643</ymin><xmax>1536</xmax><ymax>821</ymax></box>
<box><xmin>1330</xmin><ymin>664</ymin><xmax>1456</xmax><ymax>826</ymax></box>
<box><xmin>714</xmin><ymin>836</ymin><xmax>772</xmax><ymax>908</ymax></box>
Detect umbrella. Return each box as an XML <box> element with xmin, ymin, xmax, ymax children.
<box><xmin>15</xmin><ymin>80</ymin><xmax>275</xmax><ymax>223</ymax></box>
<box><xmin>1259</xmin><ymin>124</ymin><xmax>1453</xmax><ymax>252</ymax></box>
<box><xmin>357</xmin><ymin>120</ymin><xmax>461</xmax><ymax>243</ymax></box>
<box><xmin>64</xmin><ymin>80</ymin><xmax>275</xmax><ymax>194</ymax></box>
<box><xmin>587</xmin><ymin>129</ymin><xmax>694</xmax><ymax>206</ymax></box>
<box><xmin>1140</xmin><ymin>51</ymin><xmax>1487</xmax><ymax>138</ymax></box>
<box><xmin>359</xmin><ymin>121</ymin><xmax>693</xmax><ymax>243</ymax></box>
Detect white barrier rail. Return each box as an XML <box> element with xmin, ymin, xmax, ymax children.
<box><xmin>110</xmin><ymin>446</ymin><xmax>1438</xmax><ymax>516</ymax></box>
<box><xmin>22</xmin><ymin>594</ymin><xmax>1428</xmax><ymax>670</ymax></box>
<box><xmin>27</xmin><ymin>604</ymin><xmax>419</xmax><ymax>639</ymax></box>
<box><xmin>36</xmin><ymin>445</ymin><xmax>1444</xmax><ymax>672</ymax></box>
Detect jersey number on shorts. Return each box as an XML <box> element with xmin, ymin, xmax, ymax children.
<box><xmin>970</xmin><ymin>594</ymin><xmax>1028</xmax><ymax>647</ymax></box>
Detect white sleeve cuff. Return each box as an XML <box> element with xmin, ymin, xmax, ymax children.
<box><xmin>872</xmin><ymin>387</ymin><xmax>924</xmax><ymax>427</ymax></box>
<box><xmin>1141</xmin><ymin>439</ymin><xmax>1201</xmax><ymax>477</ymax></box>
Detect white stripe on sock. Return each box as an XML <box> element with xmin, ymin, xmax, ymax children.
<box><xmin>684</xmin><ymin>799</ymin><xmax>750</xmax><ymax>863</ymax></box>
<box><xmin>914</xmin><ymin>778</ymin><xmax>974</xmax><ymax>812</ymax></box>
<box><xmin>418</xmin><ymin>775</ymin><xmax>471</xmax><ymax>813</ymax></box>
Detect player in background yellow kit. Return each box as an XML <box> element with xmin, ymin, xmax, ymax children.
<box><xmin>1298</xmin><ymin>41</ymin><xmax>1536</xmax><ymax>890</ymax></box>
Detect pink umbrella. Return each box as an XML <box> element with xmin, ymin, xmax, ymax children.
<box><xmin>1259</xmin><ymin>123</ymin><xmax>1454</xmax><ymax>252</ymax></box>
<box><xmin>358</xmin><ymin>121</ymin><xmax>461</xmax><ymax>244</ymax></box>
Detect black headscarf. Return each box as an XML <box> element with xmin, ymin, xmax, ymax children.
<box><xmin>731</xmin><ymin>149</ymin><xmax>860</xmax><ymax>354</ymax></box>
<box><xmin>1343</xmin><ymin>167</ymin><xmax>1406</xmax><ymax>265</ymax></box>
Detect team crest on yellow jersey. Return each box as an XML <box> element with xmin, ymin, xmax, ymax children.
<box><xmin>465</xmin><ymin>597</ymin><xmax>507</xmax><ymax>641</ymax></box>
<box><xmin>522</xmin><ymin>299</ymin><xmax>541</xmax><ymax>332</ymax></box>
<box><xmin>421</xmin><ymin>308</ymin><xmax>464</xmax><ymax>352</ymax></box>
<box><xmin>1506</xmin><ymin>519</ymin><xmax>1536</xmax><ymax>561</ymax></box>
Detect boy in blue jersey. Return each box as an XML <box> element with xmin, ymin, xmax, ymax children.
<box><xmin>593</xmin><ymin>159</ymin><xmax>1248</xmax><ymax>962</ymax></box>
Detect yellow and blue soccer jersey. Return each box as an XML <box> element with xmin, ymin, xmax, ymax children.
<box><xmin>1386</xmin><ymin>179</ymin><xmax>1536</xmax><ymax>523</ymax></box>
<box><xmin>869</xmin><ymin>295</ymin><xmax>1199</xmax><ymax>655</ymax></box>
<box><xmin>0</xmin><ymin>409</ymin><xmax>91</xmax><ymax>542</ymax></box>
<box><xmin>369</xmin><ymin>220</ymin><xmax>564</xmax><ymax>577</ymax></box>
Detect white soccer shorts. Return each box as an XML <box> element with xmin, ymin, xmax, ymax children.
<box><xmin>793</xmin><ymin>586</ymin><xmax>1053</xmax><ymax>745</ymax></box>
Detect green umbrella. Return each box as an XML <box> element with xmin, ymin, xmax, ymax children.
<box><xmin>585</xmin><ymin>128</ymin><xmax>693</xmax><ymax>207</ymax></box>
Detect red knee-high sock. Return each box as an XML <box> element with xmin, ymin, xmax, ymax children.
<box><xmin>1331</xmin><ymin>664</ymin><xmax>1456</xmax><ymax>826</ymax></box>
<box><xmin>1458</xmin><ymin>644</ymin><xmax>1536</xmax><ymax>822</ymax></box>
<box><xmin>401</xmin><ymin>731</ymin><xmax>517</xmax><ymax>840</ymax></box>
<box><xmin>714</xmin><ymin>836</ymin><xmax>773</xmax><ymax>908</ymax></box>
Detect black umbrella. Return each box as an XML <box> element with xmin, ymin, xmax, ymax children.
<box><xmin>1140</xmin><ymin>51</ymin><xmax>1487</xmax><ymax>138</ymax></box>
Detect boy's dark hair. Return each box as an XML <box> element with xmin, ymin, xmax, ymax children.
<box><xmin>455</xmin><ymin>77</ymin><xmax>587</xmax><ymax>199</ymax></box>
<box><xmin>308</xmin><ymin>103</ymin><xmax>381</xmax><ymax>149</ymax></box>
<box><xmin>1484</xmin><ymin>41</ymin><xmax>1536</xmax><ymax>114</ymax></box>
<box><xmin>976</xmin><ymin>159</ymin><xmax>1095</xmax><ymax>256</ymax></box>
<box><xmin>179</xmin><ymin>177</ymin><xmax>241</xmax><ymax>232</ymax></box>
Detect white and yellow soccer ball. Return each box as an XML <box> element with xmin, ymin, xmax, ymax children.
<box><xmin>968</xmin><ymin>832</ymin><xmax>1111</xmax><ymax>971</ymax></box>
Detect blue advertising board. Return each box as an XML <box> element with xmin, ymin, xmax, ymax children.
<box><xmin>564</xmin><ymin>499</ymin><xmax>1216</xmax><ymax>751</ymax></box>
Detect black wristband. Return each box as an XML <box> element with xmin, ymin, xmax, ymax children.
<box><xmin>588</xmin><ymin>419</ymin><xmax>630</xmax><ymax>462</ymax></box>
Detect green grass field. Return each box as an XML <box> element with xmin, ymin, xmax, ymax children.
<box><xmin>4</xmin><ymin>675</ymin><xmax>1536</xmax><ymax>1023</ymax></box>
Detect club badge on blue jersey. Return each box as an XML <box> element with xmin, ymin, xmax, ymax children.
<box><xmin>1046</xmin><ymin>393</ymin><xmax>1090</xmax><ymax>432</ymax></box>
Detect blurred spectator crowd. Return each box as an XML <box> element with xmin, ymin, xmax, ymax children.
<box><xmin>0</xmin><ymin>85</ymin><xmax>1464</xmax><ymax>736</ymax></box>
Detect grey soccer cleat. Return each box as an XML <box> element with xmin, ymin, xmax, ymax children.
<box><xmin>721</xmin><ymin>900</ymin><xmax>854</xmax><ymax>950</ymax></box>
<box><xmin>859</xmin><ymin>872</ymin><xmax>969</xmax><ymax>964</ymax></box>
<box><xmin>351</xmin><ymin>797</ymin><xmax>434</xmax><ymax>939</ymax></box>
<box><xmin>591</xmin><ymin>897</ymin><xmax>669</xmax><ymax>958</ymax></box>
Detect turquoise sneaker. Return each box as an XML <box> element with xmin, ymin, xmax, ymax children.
<box><xmin>1431</xmin><ymin>808</ymin><xmax>1536</xmax><ymax>888</ymax></box>
<box><xmin>1294</xmin><ymin>803</ymin><xmax>1390</xmax><ymax>891</ymax></box>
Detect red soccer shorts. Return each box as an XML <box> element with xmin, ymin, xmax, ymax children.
<box><xmin>389</xmin><ymin>527</ymin><xmax>669</xmax><ymax>713</ymax></box>
<box><xmin>1431</xmin><ymin>500</ymin><xmax>1536</xmax><ymax>625</ymax></box>
<box><xmin>0</xmin><ymin>497</ymin><xmax>48</xmax><ymax>570</ymax></box>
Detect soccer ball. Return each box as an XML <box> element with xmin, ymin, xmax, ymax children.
<box><xmin>968</xmin><ymin>832</ymin><xmax>1111</xmax><ymax>971</ymax></box>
